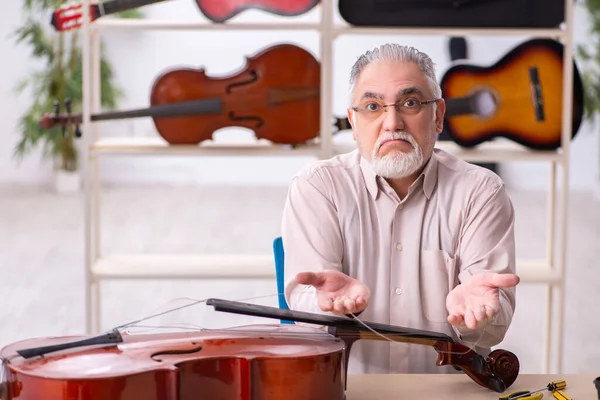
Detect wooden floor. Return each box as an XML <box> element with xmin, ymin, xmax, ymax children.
<box><xmin>0</xmin><ymin>184</ymin><xmax>598</xmax><ymax>374</ymax></box>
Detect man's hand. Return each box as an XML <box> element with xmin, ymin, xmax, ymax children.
<box><xmin>294</xmin><ymin>270</ymin><xmax>370</xmax><ymax>315</ymax></box>
<box><xmin>446</xmin><ymin>272</ymin><xmax>520</xmax><ymax>330</ymax></box>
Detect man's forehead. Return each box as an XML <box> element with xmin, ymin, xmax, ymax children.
<box><xmin>357</xmin><ymin>86</ymin><xmax>426</xmax><ymax>101</ymax></box>
<box><xmin>353</xmin><ymin>61</ymin><xmax>429</xmax><ymax>99</ymax></box>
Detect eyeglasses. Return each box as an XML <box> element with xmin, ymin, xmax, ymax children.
<box><xmin>351</xmin><ymin>98</ymin><xmax>441</xmax><ymax>120</ymax></box>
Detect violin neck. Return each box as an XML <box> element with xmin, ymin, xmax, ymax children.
<box><xmin>206</xmin><ymin>298</ymin><xmax>454</xmax><ymax>344</ymax></box>
<box><xmin>99</xmin><ymin>0</ymin><xmax>168</xmax><ymax>16</ymax></box>
<box><xmin>344</xmin><ymin>329</ymin><xmax>440</xmax><ymax>347</ymax></box>
<box><xmin>82</xmin><ymin>98</ymin><xmax>223</xmax><ymax>124</ymax></box>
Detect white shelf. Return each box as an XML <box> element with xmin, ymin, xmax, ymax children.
<box><xmin>90</xmin><ymin>137</ymin><xmax>324</xmax><ymax>156</ymax></box>
<box><xmin>92</xmin><ymin>253</ymin><xmax>276</xmax><ymax>279</ymax></box>
<box><xmin>432</xmin><ymin>141</ymin><xmax>564</xmax><ymax>163</ymax></box>
<box><xmin>92</xmin><ymin>18</ymin><xmax>566</xmax><ymax>39</ymax></box>
<box><xmin>90</xmin><ymin>253</ymin><xmax>558</xmax><ymax>283</ymax></box>
<box><xmin>517</xmin><ymin>260</ymin><xmax>562</xmax><ymax>284</ymax></box>
<box><xmin>92</xmin><ymin>19</ymin><xmax>321</xmax><ymax>31</ymax></box>
<box><xmin>90</xmin><ymin>136</ymin><xmax>564</xmax><ymax>163</ymax></box>
<box><xmin>334</xmin><ymin>26</ymin><xmax>566</xmax><ymax>39</ymax></box>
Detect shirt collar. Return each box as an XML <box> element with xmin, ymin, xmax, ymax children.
<box><xmin>360</xmin><ymin>149</ymin><xmax>438</xmax><ymax>200</ymax></box>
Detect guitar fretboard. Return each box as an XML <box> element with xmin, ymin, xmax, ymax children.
<box><xmin>97</xmin><ymin>0</ymin><xmax>169</xmax><ymax>16</ymax></box>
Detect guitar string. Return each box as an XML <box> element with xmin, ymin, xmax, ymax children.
<box><xmin>97</xmin><ymin>1</ymin><xmax>106</xmax><ymax>16</ymax></box>
<box><xmin>116</xmin><ymin>288</ymin><xmax>492</xmax><ymax>356</ymax></box>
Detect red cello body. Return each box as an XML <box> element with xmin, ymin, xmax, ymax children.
<box><xmin>0</xmin><ymin>325</ymin><xmax>346</xmax><ymax>400</ymax></box>
<box><xmin>196</xmin><ymin>0</ymin><xmax>320</xmax><ymax>22</ymax></box>
<box><xmin>0</xmin><ymin>299</ymin><xmax>521</xmax><ymax>399</ymax></box>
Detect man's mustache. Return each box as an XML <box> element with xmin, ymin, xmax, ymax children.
<box><xmin>374</xmin><ymin>132</ymin><xmax>417</xmax><ymax>153</ymax></box>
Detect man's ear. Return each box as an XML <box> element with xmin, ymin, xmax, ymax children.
<box><xmin>435</xmin><ymin>99</ymin><xmax>446</xmax><ymax>134</ymax></box>
<box><xmin>347</xmin><ymin>108</ymin><xmax>357</xmax><ymax>140</ymax></box>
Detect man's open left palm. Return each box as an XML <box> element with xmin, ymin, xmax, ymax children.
<box><xmin>446</xmin><ymin>272</ymin><xmax>520</xmax><ymax>330</ymax></box>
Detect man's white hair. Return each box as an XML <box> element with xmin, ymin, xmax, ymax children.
<box><xmin>349</xmin><ymin>43</ymin><xmax>442</xmax><ymax>107</ymax></box>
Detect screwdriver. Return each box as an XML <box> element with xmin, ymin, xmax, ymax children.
<box><xmin>548</xmin><ymin>380</ymin><xmax>572</xmax><ymax>400</ymax></box>
<box><xmin>500</xmin><ymin>380</ymin><xmax>572</xmax><ymax>400</ymax></box>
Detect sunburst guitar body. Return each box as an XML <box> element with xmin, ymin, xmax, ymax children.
<box><xmin>440</xmin><ymin>38</ymin><xmax>584</xmax><ymax>150</ymax></box>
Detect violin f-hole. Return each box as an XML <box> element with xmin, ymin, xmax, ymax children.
<box><xmin>228</xmin><ymin>112</ymin><xmax>265</xmax><ymax>128</ymax></box>
<box><xmin>226</xmin><ymin>70</ymin><xmax>258</xmax><ymax>94</ymax></box>
<box><xmin>151</xmin><ymin>345</ymin><xmax>204</xmax><ymax>362</ymax></box>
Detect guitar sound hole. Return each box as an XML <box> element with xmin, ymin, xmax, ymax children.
<box><xmin>470</xmin><ymin>90</ymin><xmax>497</xmax><ymax>118</ymax></box>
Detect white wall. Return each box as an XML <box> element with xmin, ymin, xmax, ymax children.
<box><xmin>1</xmin><ymin>1</ymin><xmax>598</xmax><ymax>191</ymax></box>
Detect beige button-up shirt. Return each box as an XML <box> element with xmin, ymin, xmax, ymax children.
<box><xmin>282</xmin><ymin>148</ymin><xmax>516</xmax><ymax>375</ymax></box>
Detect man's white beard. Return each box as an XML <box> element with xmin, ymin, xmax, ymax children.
<box><xmin>370</xmin><ymin>131</ymin><xmax>424</xmax><ymax>179</ymax></box>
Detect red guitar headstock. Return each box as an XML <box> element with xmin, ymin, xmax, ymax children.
<box><xmin>51</xmin><ymin>3</ymin><xmax>99</xmax><ymax>32</ymax></box>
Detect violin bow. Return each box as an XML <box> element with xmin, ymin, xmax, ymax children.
<box><xmin>205</xmin><ymin>298</ymin><xmax>519</xmax><ymax>394</ymax></box>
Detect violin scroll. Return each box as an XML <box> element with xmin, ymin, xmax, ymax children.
<box><xmin>487</xmin><ymin>349</ymin><xmax>520</xmax><ymax>388</ymax></box>
<box><xmin>434</xmin><ymin>342</ymin><xmax>519</xmax><ymax>393</ymax></box>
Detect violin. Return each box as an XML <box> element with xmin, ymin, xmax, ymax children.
<box><xmin>39</xmin><ymin>44</ymin><xmax>351</xmax><ymax>147</ymax></box>
<box><xmin>0</xmin><ymin>298</ymin><xmax>520</xmax><ymax>399</ymax></box>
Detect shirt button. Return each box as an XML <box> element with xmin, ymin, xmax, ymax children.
<box><xmin>395</xmin><ymin>288</ymin><xmax>403</xmax><ymax>295</ymax></box>
<box><xmin>398</xmin><ymin>204</ymin><xmax>403</xmax><ymax>210</ymax></box>
<box><xmin>396</xmin><ymin>243</ymin><xmax>403</xmax><ymax>251</ymax></box>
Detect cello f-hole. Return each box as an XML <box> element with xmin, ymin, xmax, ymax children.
<box><xmin>226</xmin><ymin>70</ymin><xmax>258</xmax><ymax>94</ymax></box>
<box><xmin>151</xmin><ymin>345</ymin><xmax>204</xmax><ymax>362</ymax></box>
<box><xmin>228</xmin><ymin>112</ymin><xmax>264</xmax><ymax>128</ymax></box>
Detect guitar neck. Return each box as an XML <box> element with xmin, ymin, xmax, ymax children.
<box><xmin>443</xmin><ymin>90</ymin><xmax>499</xmax><ymax>120</ymax></box>
<box><xmin>98</xmin><ymin>0</ymin><xmax>169</xmax><ymax>16</ymax></box>
<box><xmin>443</xmin><ymin>96</ymin><xmax>474</xmax><ymax>118</ymax></box>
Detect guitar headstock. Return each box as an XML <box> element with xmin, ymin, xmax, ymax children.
<box><xmin>51</xmin><ymin>3</ymin><xmax>98</xmax><ymax>32</ymax></box>
<box><xmin>38</xmin><ymin>100</ymin><xmax>83</xmax><ymax>138</ymax></box>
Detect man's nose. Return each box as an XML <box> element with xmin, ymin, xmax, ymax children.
<box><xmin>382</xmin><ymin>106</ymin><xmax>405</xmax><ymax>131</ymax></box>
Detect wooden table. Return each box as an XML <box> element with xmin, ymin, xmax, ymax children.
<box><xmin>346</xmin><ymin>374</ymin><xmax>599</xmax><ymax>399</ymax></box>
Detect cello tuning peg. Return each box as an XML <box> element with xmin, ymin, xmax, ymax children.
<box><xmin>74</xmin><ymin>125</ymin><xmax>82</xmax><ymax>138</ymax></box>
<box><xmin>53</xmin><ymin>100</ymin><xmax>60</xmax><ymax>114</ymax></box>
<box><xmin>65</xmin><ymin>98</ymin><xmax>72</xmax><ymax>113</ymax></box>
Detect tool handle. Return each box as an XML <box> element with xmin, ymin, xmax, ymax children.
<box><xmin>552</xmin><ymin>389</ymin><xmax>572</xmax><ymax>400</ymax></box>
<box><xmin>549</xmin><ymin>380</ymin><xmax>567</xmax><ymax>391</ymax></box>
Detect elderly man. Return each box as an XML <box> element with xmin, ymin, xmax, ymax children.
<box><xmin>281</xmin><ymin>43</ymin><xmax>520</xmax><ymax>374</ymax></box>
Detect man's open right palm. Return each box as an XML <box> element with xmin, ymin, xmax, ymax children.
<box><xmin>294</xmin><ymin>270</ymin><xmax>370</xmax><ymax>315</ymax></box>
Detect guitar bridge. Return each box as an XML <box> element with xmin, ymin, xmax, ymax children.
<box><xmin>529</xmin><ymin>66</ymin><xmax>545</xmax><ymax>122</ymax></box>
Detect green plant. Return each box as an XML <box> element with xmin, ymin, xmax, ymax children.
<box><xmin>578</xmin><ymin>0</ymin><xmax>600</xmax><ymax>122</ymax></box>
<box><xmin>12</xmin><ymin>0</ymin><xmax>142</xmax><ymax>172</ymax></box>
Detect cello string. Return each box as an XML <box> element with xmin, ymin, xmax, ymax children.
<box><xmin>115</xmin><ymin>293</ymin><xmax>278</xmax><ymax>330</ymax></box>
<box><xmin>114</xmin><ymin>297</ymin><xmax>210</xmax><ymax>330</ymax></box>
<box><xmin>113</xmin><ymin>288</ymin><xmax>493</xmax><ymax>357</ymax></box>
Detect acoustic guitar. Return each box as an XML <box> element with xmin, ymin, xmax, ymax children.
<box><xmin>51</xmin><ymin>0</ymin><xmax>319</xmax><ymax>31</ymax></box>
<box><xmin>439</xmin><ymin>38</ymin><xmax>584</xmax><ymax>151</ymax></box>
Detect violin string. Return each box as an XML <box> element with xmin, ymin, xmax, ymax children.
<box><xmin>291</xmin><ymin>286</ymin><xmax>491</xmax><ymax>356</ymax></box>
<box><xmin>347</xmin><ymin>310</ymin><xmax>489</xmax><ymax>356</ymax></box>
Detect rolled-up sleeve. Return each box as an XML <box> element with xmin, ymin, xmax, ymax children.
<box><xmin>281</xmin><ymin>170</ymin><xmax>344</xmax><ymax>316</ymax></box>
<box><xmin>453</xmin><ymin>181</ymin><xmax>517</xmax><ymax>348</ymax></box>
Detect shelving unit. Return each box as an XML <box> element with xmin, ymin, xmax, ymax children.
<box><xmin>78</xmin><ymin>0</ymin><xmax>575</xmax><ymax>374</ymax></box>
